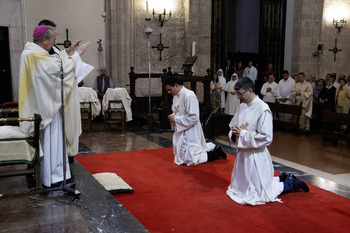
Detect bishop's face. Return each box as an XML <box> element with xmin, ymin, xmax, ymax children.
<box><xmin>165</xmin><ymin>84</ymin><xmax>182</xmax><ymax>96</ymax></box>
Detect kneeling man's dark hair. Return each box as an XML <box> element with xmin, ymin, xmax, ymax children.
<box><xmin>234</xmin><ymin>77</ymin><xmax>255</xmax><ymax>92</ymax></box>
<box><xmin>162</xmin><ymin>75</ymin><xmax>182</xmax><ymax>87</ymax></box>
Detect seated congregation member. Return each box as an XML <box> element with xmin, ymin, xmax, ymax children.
<box><xmin>291</xmin><ymin>72</ymin><xmax>313</xmax><ymax>135</ymax></box>
<box><xmin>19</xmin><ymin>25</ymin><xmax>89</xmax><ymax>187</ymax></box>
<box><xmin>313</xmin><ymin>79</ymin><xmax>325</xmax><ymax>103</ymax></box>
<box><xmin>226</xmin><ymin>77</ymin><xmax>309</xmax><ymax>206</ymax></box>
<box><xmin>319</xmin><ymin>78</ymin><xmax>336</xmax><ymax>111</ymax></box>
<box><xmin>210</xmin><ymin>73</ymin><xmax>223</xmax><ymax>110</ymax></box>
<box><xmin>260</xmin><ymin>74</ymin><xmax>278</xmax><ymax>103</ymax></box>
<box><xmin>163</xmin><ymin>76</ymin><xmax>226</xmax><ymax>166</ymax></box>
<box><xmin>94</xmin><ymin>66</ymin><xmax>113</xmax><ymax>101</ymax></box>
<box><xmin>224</xmin><ymin>73</ymin><xmax>240</xmax><ymax>116</ymax></box>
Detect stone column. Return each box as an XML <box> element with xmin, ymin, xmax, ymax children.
<box><xmin>106</xmin><ymin>0</ymin><xmax>135</xmax><ymax>89</ymax></box>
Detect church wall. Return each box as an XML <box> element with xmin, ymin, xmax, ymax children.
<box><xmin>24</xmin><ymin>0</ymin><xmax>106</xmax><ymax>88</ymax></box>
<box><xmin>319</xmin><ymin>0</ymin><xmax>350</xmax><ymax>80</ymax></box>
<box><xmin>0</xmin><ymin>0</ymin><xmax>26</xmax><ymax>102</ymax></box>
<box><xmin>291</xmin><ymin>0</ymin><xmax>350</xmax><ymax>80</ymax></box>
<box><xmin>108</xmin><ymin>0</ymin><xmax>211</xmax><ymax>98</ymax></box>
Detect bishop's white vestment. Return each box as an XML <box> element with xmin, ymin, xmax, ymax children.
<box><xmin>171</xmin><ymin>87</ymin><xmax>214</xmax><ymax>166</ymax></box>
<box><xmin>227</xmin><ymin>96</ymin><xmax>283</xmax><ymax>205</ymax></box>
<box><xmin>19</xmin><ymin>42</ymin><xmax>83</xmax><ymax>187</ymax></box>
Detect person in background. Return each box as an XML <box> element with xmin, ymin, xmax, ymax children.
<box><xmin>319</xmin><ymin>78</ymin><xmax>336</xmax><ymax>111</ymax></box>
<box><xmin>334</xmin><ymin>77</ymin><xmax>350</xmax><ymax>132</ymax></box>
<box><xmin>291</xmin><ymin>72</ymin><xmax>313</xmax><ymax>135</ymax></box>
<box><xmin>261</xmin><ymin>74</ymin><xmax>278</xmax><ymax>103</ymax></box>
<box><xmin>277</xmin><ymin>70</ymin><xmax>296</xmax><ymax>122</ymax></box>
<box><xmin>217</xmin><ymin>69</ymin><xmax>227</xmax><ymax>111</ymax></box>
<box><xmin>210</xmin><ymin>73</ymin><xmax>223</xmax><ymax>111</ymax></box>
<box><xmin>94</xmin><ymin>66</ymin><xmax>113</xmax><ymax>101</ymax></box>
<box><xmin>243</xmin><ymin>60</ymin><xmax>258</xmax><ymax>83</ymax></box>
<box><xmin>263</xmin><ymin>63</ymin><xmax>276</xmax><ymax>82</ymax></box>
<box><xmin>313</xmin><ymin>79</ymin><xmax>325</xmax><ymax>103</ymax></box>
<box><xmin>224</xmin><ymin>73</ymin><xmax>240</xmax><ymax>116</ymax></box>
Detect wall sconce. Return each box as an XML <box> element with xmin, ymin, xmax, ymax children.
<box><xmin>333</xmin><ymin>18</ymin><xmax>347</xmax><ymax>33</ymax></box>
<box><xmin>153</xmin><ymin>8</ymin><xmax>172</xmax><ymax>28</ymax></box>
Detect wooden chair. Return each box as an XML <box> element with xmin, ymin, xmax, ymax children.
<box><xmin>0</xmin><ymin>111</ymin><xmax>42</xmax><ymax>191</ymax></box>
<box><xmin>104</xmin><ymin>100</ymin><xmax>126</xmax><ymax>130</ymax></box>
<box><xmin>80</xmin><ymin>102</ymin><xmax>92</xmax><ymax>129</ymax></box>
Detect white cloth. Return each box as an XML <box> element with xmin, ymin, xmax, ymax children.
<box><xmin>227</xmin><ymin>96</ymin><xmax>283</xmax><ymax>205</ymax></box>
<box><xmin>0</xmin><ymin>126</ymin><xmax>36</xmax><ymax>164</ymax></box>
<box><xmin>102</xmin><ymin>88</ymin><xmax>133</xmax><ymax>122</ymax></box>
<box><xmin>243</xmin><ymin>66</ymin><xmax>258</xmax><ymax>82</ymax></box>
<box><xmin>223</xmin><ymin>80</ymin><xmax>240</xmax><ymax>115</ymax></box>
<box><xmin>218</xmin><ymin>72</ymin><xmax>227</xmax><ymax>108</ymax></box>
<box><xmin>78</xmin><ymin>87</ymin><xmax>101</xmax><ymax>118</ymax></box>
<box><xmin>41</xmin><ymin>112</ymin><xmax>71</xmax><ymax>186</ymax></box>
<box><xmin>261</xmin><ymin>81</ymin><xmax>279</xmax><ymax>103</ymax></box>
<box><xmin>172</xmin><ymin>87</ymin><xmax>214</xmax><ymax>166</ymax></box>
<box><xmin>18</xmin><ymin>42</ymin><xmax>89</xmax><ymax>186</ymax></box>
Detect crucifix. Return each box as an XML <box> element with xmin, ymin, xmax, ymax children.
<box><xmin>152</xmin><ymin>33</ymin><xmax>169</xmax><ymax>61</ymax></box>
<box><xmin>174</xmin><ymin>105</ymin><xmax>180</xmax><ymax>115</ymax></box>
<box><xmin>328</xmin><ymin>38</ymin><xmax>342</xmax><ymax>62</ymax></box>
<box><xmin>57</xmin><ymin>28</ymin><xmax>72</xmax><ymax>48</ymax></box>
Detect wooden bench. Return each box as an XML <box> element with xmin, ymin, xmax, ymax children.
<box><xmin>320</xmin><ymin>111</ymin><xmax>350</xmax><ymax>144</ymax></box>
<box><xmin>0</xmin><ymin>110</ymin><xmax>42</xmax><ymax>191</ymax></box>
<box><xmin>267</xmin><ymin>102</ymin><xmax>302</xmax><ymax>133</ymax></box>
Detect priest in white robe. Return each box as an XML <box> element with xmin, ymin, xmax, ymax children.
<box><xmin>163</xmin><ymin>76</ymin><xmax>227</xmax><ymax>166</ymax></box>
<box><xmin>260</xmin><ymin>74</ymin><xmax>278</xmax><ymax>103</ymax></box>
<box><xmin>291</xmin><ymin>72</ymin><xmax>313</xmax><ymax>134</ymax></box>
<box><xmin>224</xmin><ymin>73</ymin><xmax>240</xmax><ymax>116</ymax></box>
<box><xmin>226</xmin><ymin>77</ymin><xmax>309</xmax><ymax>206</ymax></box>
<box><xmin>277</xmin><ymin>70</ymin><xmax>296</xmax><ymax>122</ymax></box>
<box><xmin>18</xmin><ymin>25</ymin><xmax>90</xmax><ymax>187</ymax></box>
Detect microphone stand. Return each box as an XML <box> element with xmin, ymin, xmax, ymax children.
<box><xmin>43</xmin><ymin>52</ymin><xmax>80</xmax><ymax>198</ymax></box>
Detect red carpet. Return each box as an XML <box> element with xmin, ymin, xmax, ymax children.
<box><xmin>76</xmin><ymin>148</ymin><xmax>350</xmax><ymax>233</ymax></box>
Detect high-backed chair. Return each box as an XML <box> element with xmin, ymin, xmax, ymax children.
<box><xmin>80</xmin><ymin>101</ymin><xmax>92</xmax><ymax>129</ymax></box>
<box><xmin>104</xmin><ymin>100</ymin><xmax>126</xmax><ymax>130</ymax></box>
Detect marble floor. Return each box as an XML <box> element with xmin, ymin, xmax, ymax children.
<box><xmin>1</xmin><ymin>119</ymin><xmax>350</xmax><ymax>232</ymax></box>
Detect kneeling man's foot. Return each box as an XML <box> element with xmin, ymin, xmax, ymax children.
<box><xmin>215</xmin><ymin>146</ymin><xmax>227</xmax><ymax>159</ymax></box>
<box><xmin>288</xmin><ymin>174</ymin><xmax>309</xmax><ymax>192</ymax></box>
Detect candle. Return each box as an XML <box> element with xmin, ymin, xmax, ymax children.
<box><xmin>146</xmin><ymin>1</ymin><xmax>149</xmax><ymax>18</ymax></box>
<box><xmin>192</xmin><ymin>41</ymin><xmax>196</xmax><ymax>56</ymax></box>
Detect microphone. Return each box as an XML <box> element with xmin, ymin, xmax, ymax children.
<box><xmin>55</xmin><ymin>52</ymin><xmax>64</xmax><ymax>78</ymax></box>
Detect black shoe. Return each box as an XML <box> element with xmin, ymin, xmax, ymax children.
<box><xmin>69</xmin><ymin>156</ymin><xmax>75</xmax><ymax>164</ymax></box>
<box><xmin>288</xmin><ymin>174</ymin><xmax>309</xmax><ymax>192</ymax></box>
<box><xmin>215</xmin><ymin>146</ymin><xmax>227</xmax><ymax>159</ymax></box>
<box><xmin>279</xmin><ymin>172</ymin><xmax>288</xmax><ymax>182</ymax></box>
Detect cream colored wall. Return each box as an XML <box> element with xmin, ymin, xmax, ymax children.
<box><xmin>291</xmin><ymin>0</ymin><xmax>350</xmax><ymax>80</ymax></box>
<box><xmin>25</xmin><ymin>0</ymin><xmax>106</xmax><ymax>88</ymax></box>
<box><xmin>319</xmin><ymin>0</ymin><xmax>350</xmax><ymax>80</ymax></box>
